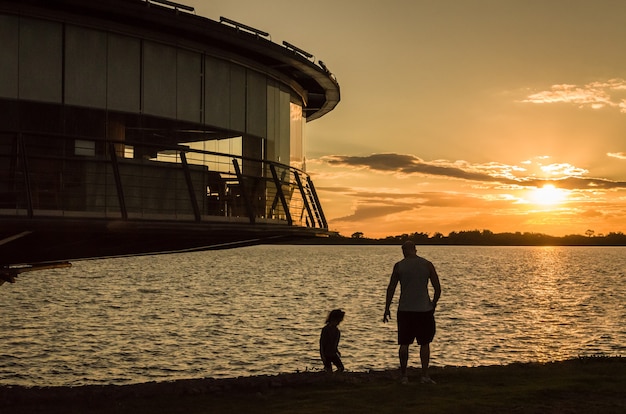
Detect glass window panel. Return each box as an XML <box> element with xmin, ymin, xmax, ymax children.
<box><xmin>107</xmin><ymin>34</ymin><xmax>141</xmax><ymax>112</ymax></box>
<box><xmin>246</xmin><ymin>70</ymin><xmax>267</xmax><ymax>138</ymax></box>
<box><xmin>278</xmin><ymin>89</ymin><xmax>290</xmax><ymax>165</ymax></box>
<box><xmin>290</xmin><ymin>102</ymin><xmax>304</xmax><ymax>170</ymax></box>
<box><xmin>65</xmin><ymin>26</ymin><xmax>107</xmax><ymax>108</ymax></box>
<box><xmin>204</xmin><ymin>56</ymin><xmax>230</xmax><ymax>129</ymax></box>
<box><xmin>176</xmin><ymin>50</ymin><xmax>202</xmax><ymax>123</ymax></box>
<box><xmin>0</xmin><ymin>14</ymin><xmax>18</xmax><ymax>99</ymax></box>
<box><xmin>143</xmin><ymin>42</ymin><xmax>176</xmax><ymax>118</ymax></box>
<box><xmin>0</xmin><ymin>99</ymin><xmax>18</xmax><ymax>130</ymax></box>
<box><xmin>18</xmin><ymin>18</ymin><xmax>62</xmax><ymax>103</ymax></box>
<box><xmin>64</xmin><ymin>106</ymin><xmax>106</xmax><ymax>138</ymax></box>
<box><xmin>229</xmin><ymin>65</ymin><xmax>246</xmax><ymax>132</ymax></box>
<box><xmin>266</xmin><ymin>81</ymin><xmax>279</xmax><ymax>162</ymax></box>
<box><xmin>75</xmin><ymin>139</ymin><xmax>96</xmax><ymax>156</ymax></box>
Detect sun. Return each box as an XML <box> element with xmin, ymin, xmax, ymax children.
<box><xmin>529</xmin><ymin>184</ymin><xmax>567</xmax><ymax>206</ymax></box>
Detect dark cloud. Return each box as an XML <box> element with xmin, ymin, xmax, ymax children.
<box><xmin>316</xmin><ymin>186</ymin><xmax>356</xmax><ymax>194</ymax></box>
<box><xmin>332</xmin><ymin>204</ymin><xmax>413</xmax><ymax>222</ymax></box>
<box><xmin>523</xmin><ymin>177</ymin><xmax>626</xmax><ymax>190</ymax></box>
<box><xmin>322</xmin><ymin>153</ymin><xmax>626</xmax><ymax>190</ymax></box>
<box><xmin>324</xmin><ymin>154</ymin><xmax>503</xmax><ymax>183</ymax></box>
<box><xmin>417</xmin><ymin>192</ymin><xmax>513</xmax><ymax>209</ymax></box>
<box><xmin>325</xmin><ymin>153</ymin><xmax>418</xmax><ymax>170</ymax></box>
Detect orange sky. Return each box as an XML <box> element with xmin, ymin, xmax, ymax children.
<box><xmin>189</xmin><ymin>0</ymin><xmax>626</xmax><ymax>238</ymax></box>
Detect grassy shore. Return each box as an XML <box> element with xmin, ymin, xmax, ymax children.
<box><xmin>1</xmin><ymin>357</ymin><xmax>624</xmax><ymax>413</ymax></box>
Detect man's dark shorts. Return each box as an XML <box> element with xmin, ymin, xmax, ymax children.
<box><xmin>397</xmin><ymin>310</ymin><xmax>436</xmax><ymax>345</ymax></box>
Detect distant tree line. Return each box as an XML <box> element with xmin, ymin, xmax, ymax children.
<box><xmin>324</xmin><ymin>229</ymin><xmax>626</xmax><ymax>246</ymax></box>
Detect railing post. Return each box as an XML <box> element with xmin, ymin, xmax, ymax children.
<box><xmin>269</xmin><ymin>164</ymin><xmax>292</xmax><ymax>226</ymax></box>
<box><xmin>108</xmin><ymin>142</ymin><xmax>128</xmax><ymax>220</ymax></box>
<box><xmin>268</xmin><ymin>168</ymin><xmax>286</xmax><ymax>219</ymax></box>
<box><xmin>307</xmin><ymin>176</ymin><xmax>327</xmax><ymax>229</ymax></box>
<box><xmin>232</xmin><ymin>159</ymin><xmax>255</xmax><ymax>224</ymax></box>
<box><xmin>180</xmin><ymin>151</ymin><xmax>201</xmax><ymax>221</ymax></box>
<box><xmin>294</xmin><ymin>171</ymin><xmax>316</xmax><ymax>228</ymax></box>
<box><xmin>18</xmin><ymin>134</ymin><xmax>33</xmax><ymax>218</ymax></box>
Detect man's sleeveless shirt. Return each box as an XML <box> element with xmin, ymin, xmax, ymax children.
<box><xmin>396</xmin><ymin>256</ymin><xmax>434</xmax><ymax>312</ymax></box>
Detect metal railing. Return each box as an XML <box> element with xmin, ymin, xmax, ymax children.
<box><xmin>0</xmin><ymin>131</ymin><xmax>327</xmax><ymax>229</ymax></box>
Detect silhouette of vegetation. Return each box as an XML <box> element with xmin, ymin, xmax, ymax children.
<box><xmin>300</xmin><ymin>230</ymin><xmax>626</xmax><ymax>246</ymax></box>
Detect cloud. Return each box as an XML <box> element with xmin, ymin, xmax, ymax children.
<box><xmin>322</xmin><ymin>154</ymin><xmax>510</xmax><ymax>183</ymax></box>
<box><xmin>608</xmin><ymin>152</ymin><xmax>626</xmax><ymax>160</ymax></box>
<box><xmin>316</xmin><ymin>186</ymin><xmax>357</xmax><ymax>194</ymax></box>
<box><xmin>332</xmin><ymin>203</ymin><xmax>413</xmax><ymax>222</ymax></box>
<box><xmin>580</xmin><ymin>209</ymin><xmax>605</xmax><ymax>218</ymax></box>
<box><xmin>522</xmin><ymin>79</ymin><xmax>626</xmax><ymax>112</ymax></box>
<box><xmin>320</xmin><ymin>153</ymin><xmax>626</xmax><ymax>190</ymax></box>
<box><xmin>539</xmin><ymin>163</ymin><xmax>588</xmax><ymax>176</ymax></box>
<box><xmin>329</xmin><ymin>189</ymin><xmax>522</xmax><ymax>225</ymax></box>
<box><xmin>522</xmin><ymin>177</ymin><xmax>626</xmax><ymax>190</ymax></box>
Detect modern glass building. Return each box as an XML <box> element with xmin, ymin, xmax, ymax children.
<box><xmin>0</xmin><ymin>0</ymin><xmax>340</xmax><ymax>273</ymax></box>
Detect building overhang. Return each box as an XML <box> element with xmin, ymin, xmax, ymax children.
<box><xmin>0</xmin><ymin>0</ymin><xmax>340</xmax><ymax>121</ymax></box>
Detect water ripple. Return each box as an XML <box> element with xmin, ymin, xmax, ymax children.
<box><xmin>0</xmin><ymin>245</ymin><xmax>624</xmax><ymax>386</ymax></box>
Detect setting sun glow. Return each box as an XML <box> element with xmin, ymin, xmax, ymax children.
<box><xmin>529</xmin><ymin>184</ymin><xmax>567</xmax><ymax>206</ymax></box>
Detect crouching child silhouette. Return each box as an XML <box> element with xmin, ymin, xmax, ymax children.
<box><xmin>319</xmin><ymin>309</ymin><xmax>345</xmax><ymax>373</ymax></box>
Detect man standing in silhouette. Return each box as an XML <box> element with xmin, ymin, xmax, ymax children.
<box><xmin>384</xmin><ymin>240</ymin><xmax>442</xmax><ymax>384</ymax></box>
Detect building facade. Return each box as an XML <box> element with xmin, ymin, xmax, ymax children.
<box><xmin>0</xmin><ymin>0</ymin><xmax>340</xmax><ymax>270</ymax></box>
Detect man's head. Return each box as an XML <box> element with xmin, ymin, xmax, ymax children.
<box><xmin>327</xmin><ymin>309</ymin><xmax>345</xmax><ymax>325</ymax></box>
<box><xmin>401</xmin><ymin>240</ymin><xmax>417</xmax><ymax>257</ymax></box>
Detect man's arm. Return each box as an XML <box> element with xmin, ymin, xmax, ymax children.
<box><xmin>383</xmin><ymin>264</ymin><xmax>399</xmax><ymax>322</ymax></box>
<box><xmin>429</xmin><ymin>263</ymin><xmax>442</xmax><ymax>309</ymax></box>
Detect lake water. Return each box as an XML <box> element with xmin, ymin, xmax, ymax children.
<box><xmin>1</xmin><ymin>245</ymin><xmax>625</xmax><ymax>386</ymax></box>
